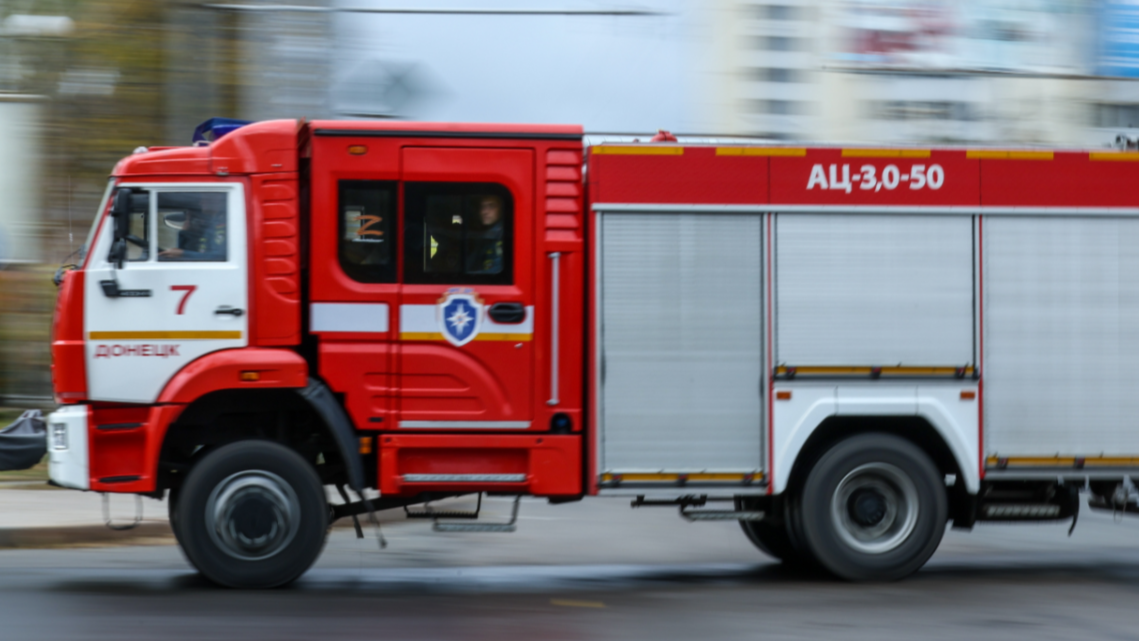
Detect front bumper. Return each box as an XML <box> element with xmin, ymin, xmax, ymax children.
<box><xmin>47</xmin><ymin>405</ymin><xmax>89</xmax><ymax>490</ymax></box>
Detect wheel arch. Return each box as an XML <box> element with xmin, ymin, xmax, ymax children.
<box><xmin>780</xmin><ymin>413</ymin><xmax>974</xmax><ymax>527</ymax></box>
<box><xmin>156</xmin><ymin>375</ymin><xmax>366</xmax><ymax>494</ymax></box>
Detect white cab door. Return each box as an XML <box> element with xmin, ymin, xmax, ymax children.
<box><xmin>85</xmin><ymin>183</ymin><xmax>247</xmax><ymax>403</ymax></box>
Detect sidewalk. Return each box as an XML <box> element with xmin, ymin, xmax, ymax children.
<box><xmin>0</xmin><ymin>484</ymin><xmax>172</xmax><ymax>547</ymax></box>
<box><xmin>0</xmin><ymin>482</ymin><xmax>411</xmax><ymax>548</ymax></box>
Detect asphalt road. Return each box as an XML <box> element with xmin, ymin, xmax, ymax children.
<box><xmin>2</xmin><ymin>496</ymin><xmax>1139</xmax><ymax>640</ymax></box>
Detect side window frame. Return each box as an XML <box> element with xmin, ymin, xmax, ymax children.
<box><xmin>125</xmin><ymin>190</ymin><xmax>151</xmax><ymax>262</ymax></box>
<box><xmin>155</xmin><ymin>190</ymin><xmax>230</xmax><ymax>263</ymax></box>
<box><xmin>337</xmin><ymin>180</ymin><xmax>399</xmax><ymax>284</ymax></box>
<box><xmin>402</xmin><ymin>182</ymin><xmax>515</xmax><ymax>286</ymax></box>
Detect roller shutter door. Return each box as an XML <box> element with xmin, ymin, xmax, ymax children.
<box><xmin>776</xmin><ymin>213</ymin><xmax>975</xmax><ymax>368</ymax></box>
<box><xmin>984</xmin><ymin>216</ymin><xmax>1139</xmax><ymax>455</ymax></box>
<box><xmin>599</xmin><ymin>212</ymin><xmax>764</xmax><ymax>473</ymax></box>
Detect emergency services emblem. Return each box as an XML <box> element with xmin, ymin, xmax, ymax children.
<box><xmin>437</xmin><ymin>288</ymin><xmax>483</xmax><ymax>347</ymax></box>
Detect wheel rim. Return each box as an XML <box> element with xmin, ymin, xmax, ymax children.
<box><xmin>206</xmin><ymin>470</ymin><xmax>300</xmax><ymax>561</ymax></box>
<box><xmin>830</xmin><ymin>462</ymin><xmax>919</xmax><ymax>555</ymax></box>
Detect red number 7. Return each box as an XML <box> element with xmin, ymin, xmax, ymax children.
<box><xmin>171</xmin><ymin>285</ymin><xmax>197</xmax><ymax>315</ymax></box>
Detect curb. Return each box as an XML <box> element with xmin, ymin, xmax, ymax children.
<box><xmin>0</xmin><ymin>522</ymin><xmax>173</xmax><ymax>548</ymax></box>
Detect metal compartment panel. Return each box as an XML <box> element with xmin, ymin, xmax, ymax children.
<box><xmin>599</xmin><ymin>212</ymin><xmax>764</xmax><ymax>472</ymax></box>
<box><xmin>775</xmin><ymin>213</ymin><xmax>975</xmax><ymax>367</ymax></box>
<box><xmin>984</xmin><ymin>216</ymin><xmax>1139</xmax><ymax>455</ymax></box>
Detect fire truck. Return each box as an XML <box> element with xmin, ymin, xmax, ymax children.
<box><xmin>29</xmin><ymin>118</ymin><xmax>1139</xmax><ymax>587</ymax></box>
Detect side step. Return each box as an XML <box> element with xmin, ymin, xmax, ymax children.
<box><xmin>981</xmin><ymin>503</ymin><xmax>1061</xmax><ymax>520</ymax></box>
<box><xmin>680</xmin><ymin>509</ymin><xmax>765</xmax><ymax>522</ymax></box>
<box><xmin>631</xmin><ymin>495</ymin><xmax>767</xmax><ymax>522</ymax></box>
<box><xmin>406</xmin><ymin>494</ymin><xmax>521</xmax><ymax>533</ymax></box>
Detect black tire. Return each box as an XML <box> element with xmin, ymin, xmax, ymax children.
<box><xmin>736</xmin><ymin>497</ymin><xmax>814</xmax><ymax>565</ymax></box>
<box><xmin>177</xmin><ymin>440</ymin><xmax>328</xmax><ymax>588</ymax></box>
<box><xmin>798</xmin><ymin>433</ymin><xmax>947</xmax><ymax>581</ymax></box>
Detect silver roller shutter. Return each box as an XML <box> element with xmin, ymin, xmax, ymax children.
<box><xmin>984</xmin><ymin>216</ymin><xmax>1139</xmax><ymax>456</ymax></box>
<box><xmin>599</xmin><ymin>212</ymin><xmax>764</xmax><ymax>473</ymax></box>
<box><xmin>775</xmin><ymin>213</ymin><xmax>975</xmax><ymax>367</ymax></box>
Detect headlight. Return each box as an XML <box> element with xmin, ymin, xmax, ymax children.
<box><xmin>50</xmin><ymin>423</ymin><xmax>68</xmax><ymax>450</ymax></box>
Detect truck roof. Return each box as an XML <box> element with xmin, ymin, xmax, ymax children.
<box><xmin>112</xmin><ymin>120</ymin><xmax>585</xmax><ymax>178</ymax></box>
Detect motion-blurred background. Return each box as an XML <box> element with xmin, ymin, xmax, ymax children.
<box><xmin>0</xmin><ymin>0</ymin><xmax>1133</xmax><ymax>405</ymax></box>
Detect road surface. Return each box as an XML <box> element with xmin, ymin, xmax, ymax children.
<box><xmin>1</xmin><ymin>496</ymin><xmax>1138</xmax><ymax>640</ymax></box>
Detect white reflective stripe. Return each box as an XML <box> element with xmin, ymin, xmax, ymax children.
<box><xmin>399</xmin><ymin>304</ymin><xmax>534</xmax><ymax>334</ymax></box>
<box><xmin>398</xmin><ymin>420</ymin><xmax>531</xmax><ymax>429</ymax></box>
<box><xmin>400</xmin><ymin>305</ymin><xmax>436</xmax><ymax>333</ymax></box>
<box><xmin>403</xmin><ymin>474</ymin><xmax>526</xmax><ymax>483</ymax></box>
<box><xmin>311</xmin><ymin>302</ymin><xmax>389</xmax><ymax>333</ymax></box>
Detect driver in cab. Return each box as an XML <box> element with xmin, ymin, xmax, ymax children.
<box><xmin>159</xmin><ymin>193</ymin><xmax>227</xmax><ymax>261</ymax></box>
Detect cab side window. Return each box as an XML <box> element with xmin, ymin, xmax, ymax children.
<box><xmin>339</xmin><ymin>181</ymin><xmax>397</xmax><ymax>283</ymax></box>
<box><xmin>403</xmin><ymin>183</ymin><xmax>513</xmax><ymax>285</ymax></box>
<box><xmin>156</xmin><ymin>192</ymin><xmax>228</xmax><ymax>262</ymax></box>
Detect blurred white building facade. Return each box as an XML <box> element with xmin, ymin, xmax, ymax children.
<box><xmin>711</xmin><ymin>0</ymin><xmax>1139</xmax><ymax>147</ymax></box>
<box><xmin>223</xmin><ymin>0</ymin><xmax>1139</xmax><ymax>147</ymax></box>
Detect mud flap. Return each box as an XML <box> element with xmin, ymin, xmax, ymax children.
<box><xmin>0</xmin><ymin>410</ymin><xmax>46</xmax><ymax>471</ymax></box>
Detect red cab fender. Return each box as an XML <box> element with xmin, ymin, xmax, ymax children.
<box><xmin>158</xmin><ymin>348</ymin><xmax>308</xmax><ymax>404</ymax></box>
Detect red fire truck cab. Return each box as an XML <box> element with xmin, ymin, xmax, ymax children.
<box><xmin>44</xmin><ymin>118</ymin><xmax>1139</xmax><ymax>588</ymax></box>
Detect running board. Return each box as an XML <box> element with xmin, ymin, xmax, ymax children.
<box><xmin>628</xmin><ymin>495</ymin><xmax>766</xmax><ymax>522</ymax></box>
<box><xmin>680</xmin><ymin>509</ymin><xmax>766</xmax><ymax>522</ymax></box>
<box><xmin>405</xmin><ymin>494</ymin><xmax>522</xmax><ymax>533</ymax></box>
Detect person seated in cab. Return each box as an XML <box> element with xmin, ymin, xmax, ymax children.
<box><xmin>465</xmin><ymin>194</ymin><xmax>504</xmax><ymax>274</ymax></box>
<box><xmin>159</xmin><ymin>193</ymin><xmax>227</xmax><ymax>261</ymax></box>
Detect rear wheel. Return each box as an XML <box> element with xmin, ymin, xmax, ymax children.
<box><xmin>177</xmin><ymin>440</ymin><xmax>328</xmax><ymax>588</ymax></box>
<box><xmin>798</xmin><ymin>433</ymin><xmax>947</xmax><ymax>581</ymax></box>
<box><xmin>736</xmin><ymin>497</ymin><xmax>814</xmax><ymax>565</ymax></box>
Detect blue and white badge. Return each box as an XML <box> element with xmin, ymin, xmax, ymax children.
<box><xmin>437</xmin><ymin>288</ymin><xmax>483</xmax><ymax>347</ymax></box>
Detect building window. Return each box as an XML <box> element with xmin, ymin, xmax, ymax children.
<box><xmin>866</xmin><ymin>100</ymin><xmax>976</xmax><ymax>122</ymax></box>
<box><xmin>750</xmin><ymin>35</ymin><xmax>801</xmax><ymax>51</ymax></box>
<box><xmin>749</xmin><ymin>67</ymin><xmax>801</xmax><ymax>83</ymax></box>
<box><xmin>746</xmin><ymin>99</ymin><xmax>805</xmax><ymax>115</ymax></box>
<box><xmin>1094</xmin><ymin>103</ymin><xmax>1139</xmax><ymax>129</ymax></box>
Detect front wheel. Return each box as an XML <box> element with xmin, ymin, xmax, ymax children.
<box><xmin>798</xmin><ymin>433</ymin><xmax>947</xmax><ymax>581</ymax></box>
<box><xmin>176</xmin><ymin>440</ymin><xmax>328</xmax><ymax>588</ymax></box>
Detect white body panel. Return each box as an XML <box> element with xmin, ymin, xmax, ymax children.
<box><xmin>84</xmin><ymin>184</ymin><xmax>248</xmax><ymax>404</ymax></box>
<box><xmin>770</xmin><ymin>384</ymin><xmax>980</xmax><ymax>493</ymax></box>
<box><xmin>47</xmin><ymin>404</ymin><xmax>89</xmax><ymax>490</ymax></box>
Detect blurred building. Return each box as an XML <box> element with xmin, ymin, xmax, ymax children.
<box><xmin>710</xmin><ymin>0</ymin><xmax>1139</xmax><ymax>147</ymax></box>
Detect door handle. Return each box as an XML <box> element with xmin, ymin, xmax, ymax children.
<box><xmin>215</xmin><ymin>306</ymin><xmax>245</xmax><ymax>317</ymax></box>
<box><xmin>488</xmin><ymin>302</ymin><xmax>526</xmax><ymax>324</ymax></box>
<box><xmin>99</xmin><ymin>280</ymin><xmax>151</xmax><ymax>298</ymax></box>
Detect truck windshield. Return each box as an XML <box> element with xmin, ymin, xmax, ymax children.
<box><xmin>76</xmin><ymin>180</ymin><xmax>114</xmax><ymax>265</ymax></box>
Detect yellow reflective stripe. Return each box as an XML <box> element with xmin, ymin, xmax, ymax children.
<box><xmin>1089</xmin><ymin>152</ymin><xmax>1139</xmax><ymax>161</ymax></box>
<box><xmin>399</xmin><ymin>332</ymin><xmax>532</xmax><ymax>342</ymax></box>
<box><xmin>966</xmin><ymin>150</ymin><xmax>1054</xmax><ymax>160</ymax></box>
<box><xmin>592</xmin><ymin>146</ymin><xmax>684</xmax><ymax>155</ymax></box>
<box><xmin>476</xmin><ymin>333</ymin><xmax>533</xmax><ymax>341</ymax></box>
<box><xmin>88</xmin><ymin>331</ymin><xmax>242</xmax><ymax>340</ymax></box>
<box><xmin>776</xmin><ymin>365</ymin><xmax>974</xmax><ymax>376</ymax></box>
<box><xmin>716</xmin><ymin>147</ymin><xmax>806</xmax><ymax>156</ymax></box>
<box><xmin>600</xmin><ymin>472</ymin><xmax>764</xmax><ymax>482</ymax></box>
<box><xmin>988</xmin><ymin>456</ymin><xmax>1139</xmax><ymax>467</ymax></box>
<box><xmin>841</xmin><ymin>149</ymin><xmax>930</xmax><ymax>158</ymax></box>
